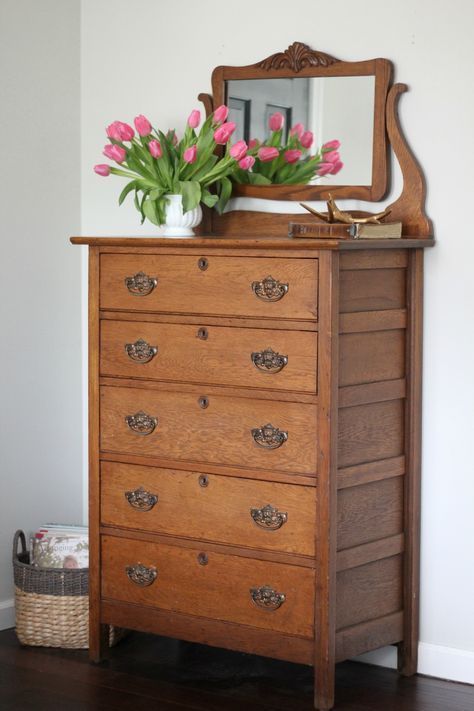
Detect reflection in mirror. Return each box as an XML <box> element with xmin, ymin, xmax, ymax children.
<box><xmin>226</xmin><ymin>76</ymin><xmax>375</xmax><ymax>185</ymax></box>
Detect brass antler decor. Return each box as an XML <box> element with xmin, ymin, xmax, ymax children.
<box><xmin>300</xmin><ymin>194</ymin><xmax>391</xmax><ymax>225</ymax></box>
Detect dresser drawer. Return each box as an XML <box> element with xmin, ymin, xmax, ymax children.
<box><xmin>100</xmin><ymin>254</ymin><xmax>318</xmax><ymax>320</ymax></box>
<box><xmin>101</xmin><ymin>462</ymin><xmax>316</xmax><ymax>556</ymax></box>
<box><xmin>101</xmin><ymin>320</ymin><xmax>317</xmax><ymax>393</ymax></box>
<box><xmin>101</xmin><ymin>535</ymin><xmax>314</xmax><ymax>637</ymax></box>
<box><xmin>100</xmin><ymin>386</ymin><xmax>317</xmax><ymax>475</ymax></box>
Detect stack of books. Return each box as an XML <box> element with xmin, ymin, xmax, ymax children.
<box><xmin>31</xmin><ymin>523</ymin><xmax>89</xmax><ymax>569</ymax></box>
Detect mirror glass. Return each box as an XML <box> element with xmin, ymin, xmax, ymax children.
<box><xmin>226</xmin><ymin>76</ymin><xmax>375</xmax><ymax>186</ymax></box>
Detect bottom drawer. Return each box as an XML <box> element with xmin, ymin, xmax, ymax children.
<box><xmin>101</xmin><ymin>535</ymin><xmax>314</xmax><ymax>638</ymax></box>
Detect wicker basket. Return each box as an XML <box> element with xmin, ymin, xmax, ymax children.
<box><xmin>13</xmin><ymin>529</ymin><xmax>121</xmax><ymax>649</ymax></box>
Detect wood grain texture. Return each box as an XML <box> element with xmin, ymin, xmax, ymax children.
<box><xmin>101</xmin><ymin>461</ymin><xmax>316</xmax><ymax>556</ymax></box>
<box><xmin>87</xmin><ymin>247</ymin><xmax>109</xmax><ymax>662</ymax></box>
<box><xmin>337</xmin><ymin>399</ymin><xmax>405</xmax><ymax>468</ymax></box>
<box><xmin>338</xmin><ymin>379</ymin><xmax>406</xmax><ymax>408</ymax></box>
<box><xmin>384</xmin><ymin>85</ymin><xmax>433</xmax><ymax>236</ymax></box>
<box><xmin>337</xmin><ymin>477</ymin><xmax>404</xmax><ymax>550</ymax></box>
<box><xmin>100</xmin><ymin>385</ymin><xmax>318</xmax><ymax>474</ymax></box>
<box><xmin>339</xmin><ymin>250</ymin><xmax>408</xmax><ymax>270</ymax></box>
<box><xmin>101</xmin><ymin>535</ymin><xmax>315</xmax><ymax>638</ymax></box>
<box><xmin>335</xmin><ymin>611</ymin><xmax>403</xmax><ymax>662</ymax></box>
<box><xmin>339</xmin><ymin>330</ymin><xmax>405</xmax><ymax>386</ymax></box>
<box><xmin>336</xmin><ymin>533</ymin><xmax>404</xmax><ymax>572</ymax></box>
<box><xmin>101</xmin><ymin>602</ymin><xmax>314</xmax><ymax>666</ymax></box>
<box><xmin>100</xmin><ymin>254</ymin><xmax>319</xmax><ymax>320</ymax></box>
<box><xmin>314</xmin><ymin>250</ymin><xmax>339</xmax><ymax>710</ymax></box>
<box><xmin>398</xmin><ymin>249</ymin><xmax>424</xmax><ymax>676</ymax></box>
<box><xmin>339</xmin><ymin>309</ymin><xmax>407</xmax><ymax>334</ymax></box>
<box><xmin>337</xmin><ymin>456</ymin><xmax>405</xmax><ymax>490</ymax></box>
<box><xmin>100</xmin><ymin>319</ymin><xmax>318</xmax><ymax>393</ymax></box>
<box><xmin>336</xmin><ymin>555</ymin><xmax>403</xmax><ymax>630</ymax></box>
<box><xmin>339</xmin><ymin>269</ymin><xmax>406</xmax><ymax>313</ymax></box>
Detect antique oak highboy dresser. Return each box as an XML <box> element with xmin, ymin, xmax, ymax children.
<box><xmin>73</xmin><ymin>233</ymin><xmax>431</xmax><ymax>711</ymax></box>
<box><xmin>73</xmin><ymin>42</ymin><xmax>434</xmax><ymax>711</ymax></box>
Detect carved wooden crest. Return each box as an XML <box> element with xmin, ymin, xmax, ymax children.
<box><xmin>256</xmin><ymin>42</ymin><xmax>338</xmax><ymax>72</ymax></box>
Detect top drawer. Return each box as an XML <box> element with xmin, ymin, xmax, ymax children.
<box><xmin>100</xmin><ymin>254</ymin><xmax>318</xmax><ymax>320</ymax></box>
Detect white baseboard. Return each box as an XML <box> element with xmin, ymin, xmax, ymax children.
<box><xmin>0</xmin><ymin>599</ymin><xmax>15</xmax><ymax>631</ymax></box>
<box><xmin>354</xmin><ymin>643</ymin><xmax>474</xmax><ymax>685</ymax></box>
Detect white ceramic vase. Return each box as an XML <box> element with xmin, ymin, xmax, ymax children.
<box><xmin>161</xmin><ymin>194</ymin><xmax>202</xmax><ymax>237</ymax></box>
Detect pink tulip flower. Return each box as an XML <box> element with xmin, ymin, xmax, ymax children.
<box><xmin>248</xmin><ymin>138</ymin><xmax>260</xmax><ymax>150</ymax></box>
<box><xmin>316</xmin><ymin>162</ymin><xmax>333</xmax><ymax>176</ymax></box>
<box><xmin>213</xmin><ymin>104</ymin><xmax>229</xmax><ymax>124</ymax></box>
<box><xmin>134</xmin><ymin>115</ymin><xmax>152</xmax><ymax>137</ymax></box>
<box><xmin>183</xmin><ymin>145</ymin><xmax>197</xmax><ymax>164</ymax></box>
<box><xmin>322</xmin><ymin>139</ymin><xmax>341</xmax><ymax>151</ymax></box>
<box><xmin>323</xmin><ymin>150</ymin><xmax>340</xmax><ymax>163</ymax></box>
<box><xmin>103</xmin><ymin>144</ymin><xmax>126</xmax><ymax>163</ymax></box>
<box><xmin>94</xmin><ymin>164</ymin><xmax>111</xmax><ymax>176</ymax></box>
<box><xmin>300</xmin><ymin>131</ymin><xmax>314</xmax><ymax>149</ymax></box>
<box><xmin>214</xmin><ymin>121</ymin><xmax>236</xmax><ymax>145</ymax></box>
<box><xmin>187</xmin><ymin>109</ymin><xmax>201</xmax><ymax>129</ymax></box>
<box><xmin>330</xmin><ymin>160</ymin><xmax>344</xmax><ymax>175</ymax></box>
<box><xmin>269</xmin><ymin>112</ymin><xmax>284</xmax><ymax>132</ymax></box>
<box><xmin>284</xmin><ymin>149</ymin><xmax>302</xmax><ymax>164</ymax></box>
<box><xmin>239</xmin><ymin>155</ymin><xmax>255</xmax><ymax>170</ymax></box>
<box><xmin>258</xmin><ymin>146</ymin><xmax>279</xmax><ymax>162</ymax></box>
<box><xmin>289</xmin><ymin>123</ymin><xmax>304</xmax><ymax>139</ymax></box>
<box><xmin>230</xmin><ymin>140</ymin><xmax>248</xmax><ymax>161</ymax></box>
<box><xmin>107</xmin><ymin>121</ymin><xmax>135</xmax><ymax>141</ymax></box>
<box><xmin>148</xmin><ymin>140</ymin><xmax>162</xmax><ymax>158</ymax></box>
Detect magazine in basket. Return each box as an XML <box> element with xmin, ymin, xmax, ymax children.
<box><xmin>32</xmin><ymin>524</ymin><xmax>89</xmax><ymax>568</ymax></box>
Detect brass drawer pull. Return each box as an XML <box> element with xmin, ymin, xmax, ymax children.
<box><xmin>251</xmin><ymin>423</ymin><xmax>288</xmax><ymax>449</ymax></box>
<box><xmin>124</xmin><ymin>271</ymin><xmax>158</xmax><ymax>296</ymax></box>
<box><xmin>251</xmin><ymin>348</ymin><xmax>288</xmax><ymax>374</ymax></box>
<box><xmin>251</xmin><ymin>504</ymin><xmax>288</xmax><ymax>530</ymax></box>
<box><xmin>125</xmin><ymin>486</ymin><xmax>158</xmax><ymax>511</ymax></box>
<box><xmin>250</xmin><ymin>585</ymin><xmax>286</xmax><ymax>611</ymax></box>
<box><xmin>125</xmin><ymin>563</ymin><xmax>157</xmax><ymax>587</ymax></box>
<box><xmin>125</xmin><ymin>411</ymin><xmax>158</xmax><ymax>435</ymax></box>
<box><xmin>251</xmin><ymin>275</ymin><xmax>289</xmax><ymax>302</ymax></box>
<box><xmin>125</xmin><ymin>339</ymin><xmax>158</xmax><ymax>364</ymax></box>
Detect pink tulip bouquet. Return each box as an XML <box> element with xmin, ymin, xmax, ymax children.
<box><xmin>233</xmin><ymin>111</ymin><xmax>343</xmax><ymax>186</ymax></box>
<box><xmin>94</xmin><ymin>105</ymin><xmax>252</xmax><ymax>225</ymax></box>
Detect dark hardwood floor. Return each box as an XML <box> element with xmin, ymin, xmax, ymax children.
<box><xmin>0</xmin><ymin>628</ymin><xmax>472</xmax><ymax>711</ymax></box>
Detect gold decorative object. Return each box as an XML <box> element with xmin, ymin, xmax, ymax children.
<box><xmin>300</xmin><ymin>194</ymin><xmax>391</xmax><ymax>225</ymax></box>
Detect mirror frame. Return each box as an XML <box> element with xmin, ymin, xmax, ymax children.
<box><xmin>206</xmin><ymin>42</ymin><xmax>392</xmax><ymax>202</ymax></box>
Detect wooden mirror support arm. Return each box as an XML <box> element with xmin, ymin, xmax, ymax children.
<box><xmin>385</xmin><ymin>84</ymin><xmax>433</xmax><ymax>237</ymax></box>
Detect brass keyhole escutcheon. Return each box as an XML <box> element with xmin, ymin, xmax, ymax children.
<box><xmin>198</xmin><ymin>257</ymin><xmax>209</xmax><ymax>271</ymax></box>
<box><xmin>197</xmin><ymin>552</ymin><xmax>209</xmax><ymax>566</ymax></box>
<box><xmin>198</xmin><ymin>396</ymin><xmax>209</xmax><ymax>409</ymax></box>
<box><xmin>198</xmin><ymin>474</ymin><xmax>209</xmax><ymax>487</ymax></box>
<box><xmin>197</xmin><ymin>327</ymin><xmax>208</xmax><ymax>340</ymax></box>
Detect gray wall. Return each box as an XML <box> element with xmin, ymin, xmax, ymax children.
<box><xmin>0</xmin><ymin>0</ymin><xmax>82</xmax><ymax>626</ymax></box>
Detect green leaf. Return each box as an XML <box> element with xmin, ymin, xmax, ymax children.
<box><xmin>118</xmin><ymin>180</ymin><xmax>139</xmax><ymax>206</ymax></box>
<box><xmin>142</xmin><ymin>198</ymin><xmax>160</xmax><ymax>225</ymax></box>
<box><xmin>247</xmin><ymin>172</ymin><xmax>272</xmax><ymax>185</ymax></box>
<box><xmin>215</xmin><ymin>176</ymin><xmax>232</xmax><ymax>214</ymax></box>
<box><xmin>178</xmin><ymin>180</ymin><xmax>201</xmax><ymax>212</ymax></box>
<box><xmin>201</xmin><ymin>188</ymin><xmax>219</xmax><ymax>208</ymax></box>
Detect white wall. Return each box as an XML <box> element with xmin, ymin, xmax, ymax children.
<box><xmin>81</xmin><ymin>0</ymin><xmax>474</xmax><ymax>682</ymax></box>
<box><xmin>0</xmin><ymin>0</ymin><xmax>82</xmax><ymax>628</ymax></box>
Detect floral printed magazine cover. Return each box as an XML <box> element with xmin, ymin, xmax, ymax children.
<box><xmin>31</xmin><ymin>524</ymin><xmax>89</xmax><ymax>568</ymax></box>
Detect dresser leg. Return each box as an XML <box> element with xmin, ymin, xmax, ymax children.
<box><xmin>89</xmin><ymin>622</ymin><xmax>109</xmax><ymax>663</ymax></box>
<box><xmin>397</xmin><ymin>640</ymin><xmax>418</xmax><ymax>677</ymax></box>
<box><xmin>314</xmin><ymin>664</ymin><xmax>335</xmax><ymax>710</ymax></box>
